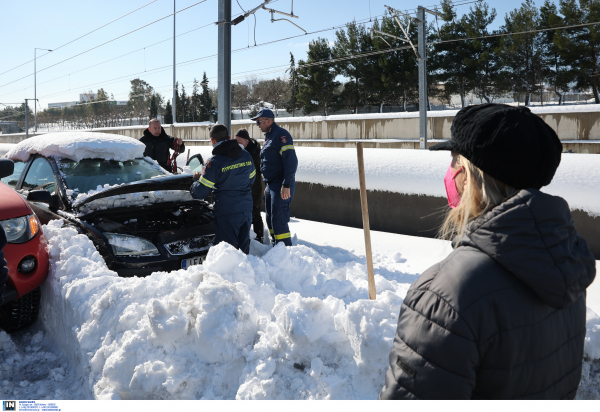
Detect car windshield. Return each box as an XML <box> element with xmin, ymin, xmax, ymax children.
<box><xmin>58</xmin><ymin>158</ymin><xmax>167</xmax><ymax>198</ymax></box>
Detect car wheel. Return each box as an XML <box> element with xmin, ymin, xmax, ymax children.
<box><xmin>0</xmin><ymin>287</ymin><xmax>41</xmax><ymax>333</ymax></box>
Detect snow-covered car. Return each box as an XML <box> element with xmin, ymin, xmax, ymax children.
<box><xmin>0</xmin><ymin>159</ymin><xmax>49</xmax><ymax>332</ymax></box>
<box><xmin>3</xmin><ymin>132</ymin><xmax>215</xmax><ymax>277</ymax></box>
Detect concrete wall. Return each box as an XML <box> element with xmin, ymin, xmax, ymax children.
<box><xmin>290</xmin><ymin>182</ymin><xmax>600</xmax><ymax>260</ymax></box>
<box><xmin>2</xmin><ymin>110</ymin><xmax>600</xmax><ymax>153</ymax></box>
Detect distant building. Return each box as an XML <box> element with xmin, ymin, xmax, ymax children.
<box><xmin>48</xmin><ymin>101</ymin><xmax>78</xmax><ymax>109</ymax></box>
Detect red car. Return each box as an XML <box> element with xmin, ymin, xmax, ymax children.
<box><xmin>0</xmin><ymin>159</ymin><xmax>49</xmax><ymax>332</ymax></box>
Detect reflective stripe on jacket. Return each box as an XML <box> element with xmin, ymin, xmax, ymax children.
<box><xmin>190</xmin><ymin>140</ymin><xmax>255</xmax><ymax>217</ymax></box>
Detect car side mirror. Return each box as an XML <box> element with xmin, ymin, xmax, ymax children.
<box><xmin>49</xmin><ymin>194</ymin><xmax>61</xmax><ymax>210</ymax></box>
<box><xmin>0</xmin><ymin>159</ymin><xmax>14</xmax><ymax>179</ymax></box>
<box><xmin>27</xmin><ymin>190</ymin><xmax>51</xmax><ymax>203</ymax></box>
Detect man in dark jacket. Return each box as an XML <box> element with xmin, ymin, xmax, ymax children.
<box><xmin>235</xmin><ymin>128</ymin><xmax>264</xmax><ymax>243</ymax></box>
<box><xmin>140</xmin><ymin>119</ymin><xmax>184</xmax><ymax>173</ymax></box>
<box><xmin>190</xmin><ymin>125</ymin><xmax>255</xmax><ymax>254</ymax></box>
<box><xmin>252</xmin><ymin>109</ymin><xmax>298</xmax><ymax>246</ymax></box>
<box><xmin>380</xmin><ymin>104</ymin><xmax>596</xmax><ymax>399</ymax></box>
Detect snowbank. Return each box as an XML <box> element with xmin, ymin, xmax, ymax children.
<box><xmin>4</xmin><ymin>132</ymin><xmax>145</xmax><ymax>162</ymax></box>
<box><xmin>36</xmin><ymin>220</ymin><xmax>600</xmax><ymax>400</ymax></box>
<box><xmin>40</xmin><ymin>220</ymin><xmax>411</xmax><ymax>399</ymax></box>
<box><xmin>177</xmin><ymin>146</ymin><xmax>600</xmax><ymax>216</ymax></box>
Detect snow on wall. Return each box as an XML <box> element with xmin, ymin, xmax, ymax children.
<box><xmin>4</xmin><ymin>131</ymin><xmax>145</xmax><ymax>162</ymax></box>
<box><xmin>229</xmin><ymin>104</ymin><xmax>600</xmax><ymax>125</ymax></box>
<box><xmin>177</xmin><ymin>146</ymin><xmax>600</xmax><ymax>217</ymax></box>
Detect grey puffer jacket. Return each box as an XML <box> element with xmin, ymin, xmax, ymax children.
<box><xmin>379</xmin><ymin>189</ymin><xmax>596</xmax><ymax>400</ymax></box>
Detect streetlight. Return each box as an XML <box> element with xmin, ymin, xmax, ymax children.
<box><xmin>35</xmin><ymin>48</ymin><xmax>53</xmax><ymax>133</ymax></box>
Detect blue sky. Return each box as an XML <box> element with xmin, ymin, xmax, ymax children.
<box><xmin>1</xmin><ymin>0</ymin><xmax>540</xmax><ymax>111</ymax></box>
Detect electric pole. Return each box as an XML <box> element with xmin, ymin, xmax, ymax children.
<box><xmin>218</xmin><ymin>0</ymin><xmax>232</xmax><ymax>132</ymax></box>
<box><xmin>379</xmin><ymin>5</ymin><xmax>441</xmax><ymax>149</ymax></box>
<box><xmin>417</xmin><ymin>6</ymin><xmax>427</xmax><ymax>149</ymax></box>
<box><xmin>24</xmin><ymin>99</ymin><xmax>35</xmax><ymax>139</ymax></box>
<box><xmin>172</xmin><ymin>0</ymin><xmax>177</xmax><ymax>124</ymax></box>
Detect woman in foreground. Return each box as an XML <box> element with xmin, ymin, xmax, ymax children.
<box><xmin>380</xmin><ymin>103</ymin><xmax>596</xmax><ymax>399</ymax></box>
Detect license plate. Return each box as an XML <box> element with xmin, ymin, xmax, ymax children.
<box><xmin>181</xmin><ymin>255</ymin><xmax>205</xmax><ymax>269</ymax></box>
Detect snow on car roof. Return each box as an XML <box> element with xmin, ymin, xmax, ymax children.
<box><xmin>4</xmin><ymin>131</ymin><xmax>146</xmax><ymax>162</ymax></box>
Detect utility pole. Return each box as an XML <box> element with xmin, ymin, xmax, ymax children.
<box><xmin>24</xmin><ymin>99</ymin><xmax>35</xmax><ymax>139</ymax></box>
<box><xmin>172</xmin><ymin>0</ymin><xmax>177</xmax><ymax>124</ymax></box>
<box><xmin>218</xmin><ymin>0</ymin><xmax>232</xmax><ymax>132</ymax></box>
<box><xmin>34</xmin><ymin>48</ymin><xmax>52</xmax><ymax>133</ymax></box>
<box><xmin>417</xmin><ymin>6</ymin><xmax>427</xmax><ymax>149</ymax></box>
<box><xmin>379</xmin><ymin>5</ymin><xmax>441</xmax><ymax>149</ymax></box>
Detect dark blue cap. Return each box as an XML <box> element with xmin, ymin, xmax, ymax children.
<box><xmin>251</xmin><ymin>108</ymin><xmax>275</xmax><ymax>121</ymax></box>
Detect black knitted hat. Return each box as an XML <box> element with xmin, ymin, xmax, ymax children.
<box><xmin>429</xmin><ymin>103</ymin><xmax>563</xmax><ymax>189</ymax></box>
<box><xmin>235</xmin><ymin>128</ymin><xmax>250</xmax><ymax>140</ymax></box>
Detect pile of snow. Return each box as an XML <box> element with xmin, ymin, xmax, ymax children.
<box><xmin>37</xmin><ymin>220</ymin><xmax>415</xmax><ymax>399</ymax></box>
<box><xmin>4</xmin><ymin>132</ymin><xmax>145</xmax><ymax>162</ymax></box>
<box><xmin>30</xmin><ymin>220</ymin><xmax>600</xmax><ymax>399</ymax></box>
<box><xmin>177</xmin><ymin>147</ymin><xmax>600</xmax><ymax>216</ymax></box>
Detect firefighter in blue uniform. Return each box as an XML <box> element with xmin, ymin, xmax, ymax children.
<box><xmin>251</xmin><ymin>109</ymin><xmax>298</xmax><ymax>246</ymax></box>
<box><xmin>190</xmin><ymin>125</ymin><xmax>255</xmax><ymax>254</ymax></box>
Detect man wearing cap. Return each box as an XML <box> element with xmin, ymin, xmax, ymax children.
<box><xmin>235</xmin><ymin>128</ymin><xmax>265</xmax><ymax>243</ymax></box>
<box><xmin>251</xmin><ymin>109</ymin><xmax>298</xmax><ymax>247</ymax></box>
<box><xmin>190</xmin><ymin>125</ymin><xmax>255</xmax><ymax>254</ymax></box>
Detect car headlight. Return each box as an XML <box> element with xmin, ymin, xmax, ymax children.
<box><xmin>104</xmin><ymin>233</ymin><xmax>159</xmax><ymax>256</ymax></box>
<box><xmin>0</xmin><ymin>214</ymin><xmax>39</xmax><ymax>243</ymax></box>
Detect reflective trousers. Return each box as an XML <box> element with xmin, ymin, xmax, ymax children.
<box><xmin>264</xmin><ymin>181</ymin><xmax>295</xmax><ymax>247</ymax></box>
<box><xmin>214</xmin><ymin>211</ymin><xmax>252</xmax><ymax>255</ymax></box>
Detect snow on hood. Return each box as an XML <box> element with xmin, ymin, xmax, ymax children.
<box><xmin>4</xmin><ymin>131</ymin><xmax>145</xmax><ymax>162</ymax></box>
<box><xmin>71</xmin><ymin>175</ymin><xmax>194</xmax><ymax>213</ymax></box>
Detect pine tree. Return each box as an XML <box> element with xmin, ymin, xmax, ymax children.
<box><xmin>375</xmin><ymin>13</ymin><xmax>419</xmax><ymax>111</ymax></box>
<box><xmin>539</xmin><ymin>0</ymin><xmax>570</xmax><ymax>104</ymax></box>
<box><xmin>191</xmin><ymin>78</ymin><xmax>200</xmax><ymax>122</ymax></box>
<box><xmin>333</xmin><ymin>22</ymin><xmax>370</xmax><ymax>113</ymax></box>
<box><xmin>199</xmin><ymin>72</ymin><xmax>212</xmax><ymax>122</ymax></box>
<box><xmin>430</xmin><ymin>0</ymin><xmax>472</xmax><ymax>108</ymax></box>
<box><xmin>499</xmin><ymin>0</ymin><xmax>545</xmax><ymax>106</ymax></box>
<box><xmin>285</xmin><ymin>53</ymin><xmax>300</xmax><ymax>116</ymax></box>
<box><xmin>177</xmin><ymin>84</ymin><xmax>189</xmax><ymax>123</ymax></box>
<box><xmin>554</xmin><ymin>0</ymin><xmax>600</xmax><ymax>103</ymax></box>
<box><xmin>297</xmin><ymin>38</ymin><xmax>340</xmax><ymax>116</ymax></box>
<box><xmin>164</xmin><ymin>100</ymin><xmax>173</xmax><ymax>124</ymax></box>
<box><xmin>149</xmin><ymin>95</ymin><xmax>158</xmax><ymax>119</ymax></box>
<box><xmin>462</xmin><ymin>0</ymin><xmax>502</xmax><ymax>103</ymax></box>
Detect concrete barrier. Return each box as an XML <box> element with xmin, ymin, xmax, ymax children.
<box><xmin>3</xmin><ymin>107</ymin><xmax>600</xmax><ymax>153</ymax></box>
<box><xmin>290</xmin><ymin>182</ymin><xmax>600</xmax><ymax>260</ymax></box>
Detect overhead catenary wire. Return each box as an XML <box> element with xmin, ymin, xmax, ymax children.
<box><xmin>0</xmin><ymin>0</ymin><xmax>159</xmax><ymax>78</ymax></box>
<box><xmin>35</xmin><ymin>16</ymin><xmax>600</xmax><ymax>107</ymax></box>
<box><xmin>13</xmin><ymin>0</ymin><xmax>594</xmax><ymax>109</ymax></box>
<box><xmin>0</xmin><ymin>0</ymin><xmax>209</xmax><ymax>90</ymax></box>
<box><xmin>1</xmin><ymin>0</ymin><xmax>467</xmax><ymax>99</ymax></box>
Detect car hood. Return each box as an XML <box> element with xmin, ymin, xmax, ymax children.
<box><xmin>73</xmin><ymin>174</ymin><xmax>194</xmax><ymax>209</ymax></box>
<box><xmin>0</xmin><ymin>182</ymin><xmax>31</xmax><ymax>218</ymax></box>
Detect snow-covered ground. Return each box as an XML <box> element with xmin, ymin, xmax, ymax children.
<box><xmin>0</xmin><ymin>137</ymin><xmax>598</xmax><ymax>401</ymax></box>
<box><xmin>1</xmin><ymin>217</ymin><xmax>598</xmax><ymax>400</ymax></box>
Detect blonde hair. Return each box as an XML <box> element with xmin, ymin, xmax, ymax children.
<box><xmin>439</xmin><ymin>155</ymin><xmax>519</xmax><ymax>244</ymax></box>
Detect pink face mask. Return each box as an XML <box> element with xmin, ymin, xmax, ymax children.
<box><xmin>444</xmin><ymin>163</ymin><xmax>464</xmax><ymax>209</ymax></box>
